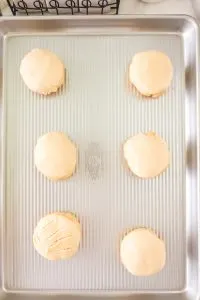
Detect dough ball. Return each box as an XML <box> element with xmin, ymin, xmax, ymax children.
<box><xmin>129</xmin><ymin>51</ymin><xmax>173</xmax><ymax>97</ymax></box>
<box><xmin>33</xmin><ymin>212</ymin><xmax>81</xmax><ymax>260</ymax></box>
<box><xmin>123</xmin><ymin>132</ymin><xmax>169</xmax><ymax>178</ymax></box>
<box><xmin>120</xmin><ymin>228</ymin><xmax>166</xmax><ymax>276</ymax></box>
<box><xmin>34</xmin><ymin>132</ymin><xmax>77</xmax><ymax>180</ymax></box>
<box><xmin>20</xmin><ymin>48</ymin><xmax>65</xmax><ymax>95</ymax></box>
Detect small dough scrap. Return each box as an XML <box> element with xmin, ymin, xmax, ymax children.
<box><xmin>33</xmin><ymin>212</ymin><xmax>81</xmax><ymax>260</ymax></box>
<box><xmin>129</xmin><ymin>50</ymin><xmax>173</xmax><ymax>97</ymax></box>
<box><xmin>123</xmin><ymin>132</ymin><xmax>169</xmax><ymax>178</ymax></box>
<box><xmin>120</xmin><ymin>228</ymin><xmax>166</xmax><ymax>276</ymax></box>
<box><xmin>20</xmin><ymin>48</ymin><xmax>65</xmax><ymax>95</ymax></box>
<box><xmin>34</xmin><ymin>132</ymin><xmax>77</xmax><ymax>180</ymax></box>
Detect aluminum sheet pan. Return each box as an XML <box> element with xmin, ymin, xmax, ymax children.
<box><xmin>0</xmin><ymin>16</ymin><xmax>199</xmax><ymax>295</ymax></box>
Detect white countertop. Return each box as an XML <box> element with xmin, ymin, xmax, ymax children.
<box><xmin>1</xmin><ymin>0</ymin><xmax>198</xmax><ymax>17</ymax></box>
<box><xmin>119</xmin><ymin>0</ymin><xmax>195</xmax><ymax>16</ymax></box>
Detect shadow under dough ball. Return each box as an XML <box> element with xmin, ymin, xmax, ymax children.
<box><xmin>123</xmin><ymin>132</ymin><xmax>170</xmax><ymax>178</ymax></box>
<box><xmin>20</xmin><ymin>48</ymin><xmax>65</xmax><ymax>95</ymax></box>
<box><xmin>34</xmin><ymin>131</ymin><xmax>77</xmax><ymax>180</ymax></box>
<box><xmin>33</xmin><ymin>212</ymin><xmax>81</xmax><ymax>260</ymax></box>
<box><xmin>129</xmin><ymin>50</ymin><xmax>173</xmax><ymax>97</ymax></box>
<box><xmin>120</xmin><ymin>228</ymin><xmax>166</xmax><ymax>276</ymax></box>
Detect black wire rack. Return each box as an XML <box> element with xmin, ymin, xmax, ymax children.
<box><xmin>6</xmin><ymin>0</ymin><xmax>120</xmax><ymax>15</ymax></box>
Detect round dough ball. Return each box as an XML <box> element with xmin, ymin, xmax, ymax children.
<box><xmin>20</xmin><ymin>48</ymin><xmax>65</xmax><ymax>95</ymax></box>
<box><xmin>120</xmin><ymin>228</ymin><xmax>166</xmax><ymax>276</ymax></box>
<box><xmin>33</xmin><ymin>212</ymin><xmax>81</xmax><ymax>260</ymax></box>
<box><xmin>129</xmin><ymin>50</ymin><xmax>173</xmax><ymax>97</ymax></box>
<box><xmin>123</xmin><ymin>132</ymin><xmax>169</xmax><ymax>178</ymax></box>
<box><xmin>34</xmin><ymin>132</ymin><xmax>77</xmax><ymax>180</ymax></box>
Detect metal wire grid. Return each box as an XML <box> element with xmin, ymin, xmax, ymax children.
<box><xmin>6</xmin><ymin>0</ymin><xmax>120</xmax><ymax>15</ymax></box>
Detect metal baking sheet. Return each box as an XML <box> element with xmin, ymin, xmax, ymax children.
<box><xmin>0</xmin><ymin>16</ymin><xmax>199</xmax><ymax>295</ymax></box>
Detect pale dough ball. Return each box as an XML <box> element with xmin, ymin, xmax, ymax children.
<box><xmin>34</xmin><ymin>132</ymin><xmax>77</xmax><ymax>180</ymax></box>
<box><xmin>120</xmin><ymin>228</ymin><xmax>166</xmax><ymax>276</ymax></box>
<box><xmin>20</xmin><ymin>48</ymin><xmax>65</xmax><ymax>95</ymax></box>
<box><xmin>123</xmin><ymin>132</ymin><xmax>169</xmax><ymax>178</ymax></box>
<box><xmin>33</xmin><ymin>212</ymin><xmax>81</xmax><ymax>260</ymax></box>
<box><xmin>129</xmin><ymin>50</ymin><xmax>173</xmax><ymax>97</ymax></box>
